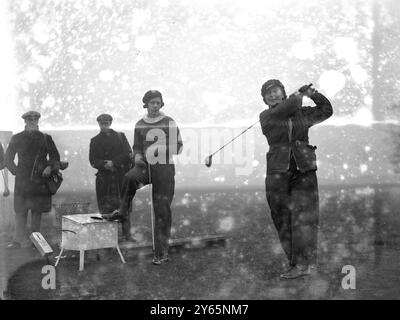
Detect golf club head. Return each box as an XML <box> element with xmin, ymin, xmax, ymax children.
<box><xmin>3</xmin><ymin>188</ymin><xmax>10</xmax><ymax>197</ymax></box>
<box><xmin>59</xmin><ymin>161</ymin><xmax>69</xmax><ymax>171</ymax></box>
<box><xmin>205</xmin><ymin>155</ymin><xmax>212</xmax><ymax>168</ymax></box>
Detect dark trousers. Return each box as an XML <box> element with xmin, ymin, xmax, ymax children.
<box><xmin>265</xmin><ymin>162</ymin><xmax>319</xmax><ymax>266</ymax></box>
<box><xmin>119</xmin><ymin>163</ymin><xmax>175</xmax><ymax>258</ymax></box>
<box><xmin>96</xmin><ymin>171</ymin><xmax>131</xmax><ymax>237</ymax></box>
<box><xmin>14</xmin><ymin>209</ymin><xmax>42</xmax><ymax>244</ymax></box>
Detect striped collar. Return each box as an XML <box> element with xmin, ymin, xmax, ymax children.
<box><xmin>142</xmin><ymin>112</ymin><xmax>166</xmax><ymax>124</ymax></box>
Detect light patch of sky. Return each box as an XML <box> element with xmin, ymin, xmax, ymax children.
<box><xmin>32</xmin><ymin>50</ymin><xmax>53</xmax><ymax>70</ymax></box>
<box><xmin>72</xmin><ymin>61</ymin><xmax>83</xmax><ymax>70</ymax></box>
<box><xmin>96</xmin><ymin>0</ymin><xmax>113</xmax><ymax>8</ymax></box>
<box><xmin>41</xmin><ymin>96</ymin><xmax>56</xmax><ymax>109</ymax></box>
<box><xmin>0</xmin><ymin>0</ymin><xmax>18</xmax><ymax>130</ymax></box>
<box><xmin>22</xmin><ymin>96</ymin><xmax>30</xmax><ymax>109</ymax></box>
<box><xmin>157</xmin><ymin>0</ymin><xmax>170</xmax><ymax>8</ymax></box>
<box><xmin>291</xmin><ymin>41</ymin><xmax>315</xmax><ymax>60</ymax></box>
<box><xmin>201</xmin><ymin>33</ymin><xmax>225</xmax><ymax>46</ymax></box>
<box><xmin>201</xmin><ymin>92</ymin><xmax>236</xmax><ymax>116</ymax></box>
<box><xmin>364</xmin><ymin>95</ymin><xmax>373</xmax><ymax>106</ymax></box>
<box><xmin>134</xmin><ymin>35</ymin><xmax>155</xmax><ymax>51</ymax></box>
<box><xmin>114</xmin><ymin>34</ymin><xmax>130</xmax><ymax>52</ymax></box>
<box><xmin>181</xmin><ymin>0</ymin><xmax>288</xmax><ymax>10</ymax></box>
<box><xmin>187</xmin><ymin>16</ymin><xmax>200</xmax><ymax>28</ymax></box>
<box><xmin>26</xmin><ymin>66</ymin><xmax>42</xmax><ymax>83</ymax></box>
<box><xmin>32</xmin><ymin>19</ymin><xmax>50</xmax><ymax>44</ymax></box>
<box><xmin>99</xmin><ymin>70</ymin><xmax>114</xmax><ymax>82</ymax></box>
<box><xmin>131</xmin><ymin>9</ymin><xmax>151</xmax><ymax>34</ymax></box>
<box><xmin>233</xmin><ymin>12</ymin><xmax>252</xmax><ymax>27</ymax></box>
<box><xmin>348</xmin><ymin>64</ymin><xmax>369</xmax><ymax>84</ymax></box>
<box><xmin>334</xmin><ymin>37</ymin><xmax>359</xmax><ymax>64</ymax></box>
<box><xmin>318</xmin><ymin>70</ymin><xmax>346</xmax><ymax>98</ymax></box>
<box><xmin>20</xmin><ymin>0</ymin><xmax>31</xmax><ymax>12</ymax></box>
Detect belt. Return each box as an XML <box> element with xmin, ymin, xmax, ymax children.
<box><xmin>269</xmin><ymin>140</ymin><xmax>308</xmax><ymax>148</ymax></box>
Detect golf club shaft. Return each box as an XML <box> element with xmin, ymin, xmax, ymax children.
<box><xmin>208</xmin><ymin>85</ymin><xmax>313</xmax><ymax>158</ymax></box>
<box><xmin>209</xmin><ymin>120</ymin><xmax>260</xmax><ymax>157</ymax></box>
<box><xmin>148</xmin><ymin>164</ymin><xmax>155</xmax><ymax>252</ymax></box>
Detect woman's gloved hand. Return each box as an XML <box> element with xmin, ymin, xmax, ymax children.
<box><xmin>298</xmin><ymin>84</ymin><xmax>316</xmax><ymax>97</ymax></box>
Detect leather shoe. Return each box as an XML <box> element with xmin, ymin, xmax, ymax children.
<box><xmin>102</xmin><ymin>210</ymin><xmax>126</xmax><ymax>222</ymax></box>
<box><xmin>280</xmin><ymin>265</ymin><xmax>311</xmax><ymax>280</ymax></box>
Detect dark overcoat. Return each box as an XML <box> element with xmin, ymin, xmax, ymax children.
<box><xmin>89</xmin><ymin>129</ymin><xmax>132</xmax><ymax>214</ymax></box>
<box><xmin>5</xmin><ymin>130</ymin><xmax>60</xmax><ymax>213</ymax></box>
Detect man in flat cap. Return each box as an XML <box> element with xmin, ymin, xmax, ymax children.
<box><xmin>5</xmin><ymin>110</ymin><xmax>61</xmax><ymax>249</ymax></box>
<box><xmin>89</xmin><ymin>113</ymin><xmax>133</xmax><ymax>241</ymax></box>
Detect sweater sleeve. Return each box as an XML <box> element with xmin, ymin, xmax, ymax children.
<box><xmin>132</xmin><ymin>123</ymin><xmax>145</xmax><ymax>161</ymax></box>
<box><xmin>261</xmin><ymin>95</ymin><xmax>303</xmax><ymax>121</ymax></box>
<box><xmin>168</xmin><ymin>119</ymin><xmax>183</xmax><ymax>155</ymax></box>
<box><xmin>301</xmin><ymin>92</ymin><xmax>333</xmax><ymax>127</ymax></box>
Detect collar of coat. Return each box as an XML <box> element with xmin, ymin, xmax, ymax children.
<box><xmin>142</xmin><ymin>112</ymin><xmax>166</xmax><ymax>124</ymax></box>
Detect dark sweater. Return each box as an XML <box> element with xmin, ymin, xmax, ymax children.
<box><xmin>133</xmin><ymin>115</ymin><xmax>183</xmax><ymax>165</ymax></box>
<box><xmin>259</xmin><ymin>92</ymin><xmax>333</xmax><ymax>174</ymax></box>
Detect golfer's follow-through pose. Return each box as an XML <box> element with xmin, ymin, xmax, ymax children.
<box><xmin>105</xmin><ymin>90</ymin><xmax>183</xmax><ymax>265</ymax></box>
<box><xmin>259</xmin><ymin>79</ymin><xmax>333</xmax><ymax>279</ymax></box>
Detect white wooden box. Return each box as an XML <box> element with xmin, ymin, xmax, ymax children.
<box><xmin>55</xmin><ymin>213</ymin><xmax>125</xmax><ymax>271</ymax></box>
<box><xmin>61</xmin><ymin>213</ymin><xmax>118</xmax><ymax>250</ymax></box>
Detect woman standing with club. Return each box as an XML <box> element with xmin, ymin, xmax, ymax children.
<box><xmin>104</xmin><ymin>90</ymin><xmax>183</xmax><ymax>265</ymax></box>
<box><xmin>259</xmin><ymin>79</ymin><xmax>333</xmax><ymax>279</ymax></box>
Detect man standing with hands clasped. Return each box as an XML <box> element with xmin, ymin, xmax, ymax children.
<box><xmin>259</xmin><ymin>80</ymin><xmax>333</xmax><ymax>279</ymax></box>
<box><xmin>89</xmin><ymin>113</ymin><xmax>133</xmax><ymax>241</ymax></box>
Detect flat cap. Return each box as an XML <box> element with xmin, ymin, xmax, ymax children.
<box><xmin>261</xmin><ymin>79</ymin><xmax>285</xmax><ymax>97</ymax></box>
<box><xmin>96</xmin><ymin>113</ymin><xmax>113</xmax><ymax>122</ymax></box>
<box><xmin>22</xmin><ymin>110</ymin><xmax>41</xmax><ymax>119</ymax></box>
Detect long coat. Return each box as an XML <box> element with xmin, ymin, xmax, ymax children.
<box><xmin>5</xmin><ymin>130</ymin><xmax>60</xmax><ymax>213</ymax></box>
<box><xmin>89</xmin><ymin>129</ymin><xmax>132</xmax><ymax>214</ymax></box>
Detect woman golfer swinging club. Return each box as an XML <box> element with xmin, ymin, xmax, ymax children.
<box><xmin>259</xmin><ymin>79</ymin><xmax>333</xmax><ymax>279</ymax></box>
<box><xmin>104</xmin><ymin>90</ymin><xmax>183</xmax><ymax>265</ymax></box>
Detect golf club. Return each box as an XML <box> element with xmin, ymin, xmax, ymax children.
<box><xmin>204</xmin><ymin>120</ymin><xmax>259</xmax><ymax>168</ymax></box>
<box><xmin>204</xmin><ymin>84</ymin><xmax>314</xmax><ymax>168</ymax></box>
